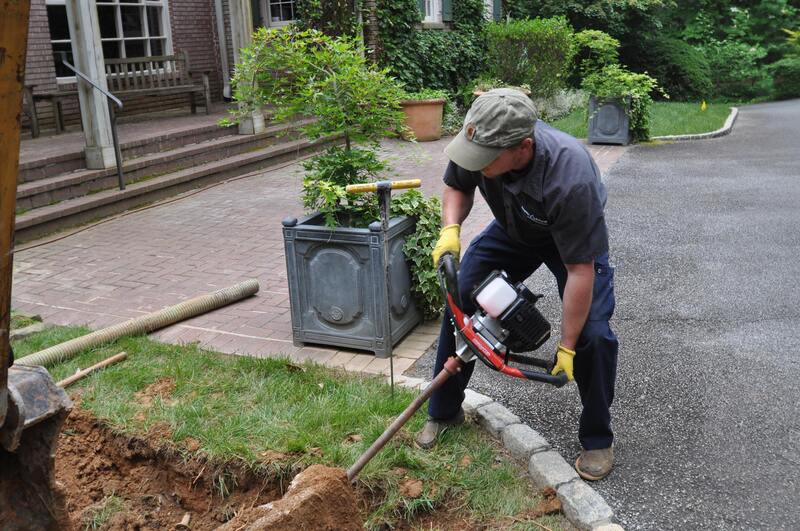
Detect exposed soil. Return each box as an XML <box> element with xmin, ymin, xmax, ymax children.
<box><xmin>44</xmin><ymin>392</ymin><xmax>563</xmax><ymax>531</ymax></box>
<box><xmin>219</xmin><ymin>465</ymin><xmax>363</xmax><ymax>530</ymax></box>
<box><xmin>54</xmin><ymin>406</ymin><xmax>282</xmax><ymax>530</ymax></box>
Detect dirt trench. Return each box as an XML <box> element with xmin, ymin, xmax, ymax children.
<box><xmin>53</xmin><ymin>407</ymin><xmax>362</xmax><ymax>530</ymax></box>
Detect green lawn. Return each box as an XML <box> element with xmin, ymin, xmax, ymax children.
<box><xmin>10</xmin><ymin>310</ymin><xmax>40</xmax><ymax>330</ymax></box>
<box><xmin>551</xmin><ymin>101</ymin><xmax>736</xmax><ymax>139</ymax></box>
<box><xmin>12</xmin><ymin>327</ymin><xmax>571</xmax><ymax>530</ymax></box>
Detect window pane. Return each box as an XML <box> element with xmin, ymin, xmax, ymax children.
<box><xmin>98</xmin><ymin>6</ymin><xmax>118</xmax><ymax>38</ymax></box>
<box><xmin>102</xmin><ymin>40</ymin><xmax>121</xmax><ymax>59</ymax></box>
<box><xmin>125</xmin><ymin>39</ymin><xmax>146</xmax><ymax>58</ymax></box>
<box><xmin>119</xmin><ymin>0</ymin><xmax>141</xmax><ymax>3</ymax></box>
<box><xmin>46</xmin><ymin>5</ymin><xmax>70</xmax><ymax>41</ymax></box>
<box><xmin>149</xmin><ymin>38</ymin><xmax>164</xmax><ymax>56</ymax></box>
<box><xmin>121</xmin><ymin>6</ymin><xmax>144</xmax><ymax>37</ymax></box>
<box><xmin>52</xmin><ymin>43</ymin><xmax>74</xmax><ymax>77</ymax></box>
<box><xmin>146</xmin><ymin>7</ymin><xmax>162</xmax><ymax>36</ymax></box>
<box><xmin>269</xmin><ymin>1</ymin><xmax>295</xmax><ymax>22</ymax></box>
<box><xmin>281</xmin><ymin>3</ymin><xmax>293</xmax><ymax>21</ymax></box>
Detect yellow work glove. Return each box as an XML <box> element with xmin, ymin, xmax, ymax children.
<box><xmin>432</xmin><ymin>224</ymin><xmax>461</xmax><ymax>268</ymax></box>
<box><xmin>551</xmin><ymin>343</ymin><xmax>576</xmax><ymax>382</ymax></box>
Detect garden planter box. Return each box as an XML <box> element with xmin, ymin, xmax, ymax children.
<box><xmin>282</xmin><ymin>213</ymin><xmax>421</xmax><ymax>358</ymax></box>
<box><xmin>400</xmin><ymin>98</ymin><xmax>446</xmax><ymax>141</ymax></box>
<box><xmin>588</xmin><ymin>96</ymin><xmax>631</xmax><ymax>145</ymax></box>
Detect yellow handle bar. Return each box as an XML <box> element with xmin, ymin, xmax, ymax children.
<box><xmin>345</xmin><ymin>179</ymin><xmax>422</xmax><ymax>194</ymax></box>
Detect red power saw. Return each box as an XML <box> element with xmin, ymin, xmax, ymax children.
<box><xmin>439</xmin><ymin>253</ymin><xmax>568</xmax><ymax>387</ymax></box>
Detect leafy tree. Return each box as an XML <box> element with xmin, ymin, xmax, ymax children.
<box><xmin>503</xmin><ymin>0</ymin><xmax>668</xmax><ymax>40</ymax></box>
<box><xmin>229</xmin><ymin>27</ymin><xmax>406</xmax><ymax>225</ymax></box>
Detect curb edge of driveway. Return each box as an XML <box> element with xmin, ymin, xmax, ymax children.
<box><xmin>391</xmin><ymin>376</ymin><xmax>622</xmax><ymax>531</ymax></box>
<box><xmin>652</xmin><ymin>106</ymin><xmax>739</xmax><ymax>142</ymax></box>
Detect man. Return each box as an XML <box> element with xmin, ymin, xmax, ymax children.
<box><xmin>416</xmin><ymin>88</ymin><xmax>619</xmax><ymax>481</ymax></box>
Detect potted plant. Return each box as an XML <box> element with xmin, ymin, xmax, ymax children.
<box><xmin>226</xmin><ymin>43</ymin><xmax>268</xmax><ymax>135</ymax></box>
<box><xmin>399</xmin><ymin>89</ymin><xmax>448</xmax><ymax>142</ymax></box>
<box><xmin>581</xmin><ymin>64</ymin><xmax>663</xmax><ymax>144</ymax></box>
<box><xmin>230</xmin><ymin>27</ymin><xmax>442</xmax><ymax>357</ymax></box>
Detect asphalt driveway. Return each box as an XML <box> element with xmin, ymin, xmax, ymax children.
<box><xmin>409</xmin><ymin>99</ymin><xmax>800</xmax><ymax>529</ymax></box>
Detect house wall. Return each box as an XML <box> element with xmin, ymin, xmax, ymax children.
<box><xmin>23</xmin><ymin>0</ymin><xmax>60</xmax><ymax>131</ymax></box>
<box><xmin>21</xmin><ymin>0</ymin><xmax>226</xmax><ymax>135</ymax></box>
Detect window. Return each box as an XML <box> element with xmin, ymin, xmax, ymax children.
<box><xmin>261</xmin><ymin>0</ymin><xmax>295</xmax><ymax>27</ymax></box>
<box><xmin>424</xmin><ymin>0</ymin><xmax>442</xmax><ymax>23</ymax></box>
<box><xmin>45</xmin><ymin>0</ymin><xmax>171</xmax><ymax>80</ymax></box>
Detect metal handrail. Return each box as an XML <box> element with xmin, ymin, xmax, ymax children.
<box><xmin>61</xmin><ymin>57</ymin><xmax>126</xmax><ymax>190</ymax></box>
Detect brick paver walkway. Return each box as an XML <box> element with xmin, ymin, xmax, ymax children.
<box><xmin>12</xmin><ymin>136</ymin><xmax>626</xmax><ymax>377</ymax></box>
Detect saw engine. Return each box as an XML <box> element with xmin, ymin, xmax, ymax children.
<box><xmin>439</xmin><ymin>254</ymin><xmax>567</xmax><ymax>386</ymax></box>
<box><xmin>467</xmin><ymin>270</ymin><xmax>552</xmax><ymax>355</ymax></box>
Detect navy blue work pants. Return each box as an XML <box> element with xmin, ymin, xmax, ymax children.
<box><xmin>428</xmin><ymin>221</ymin><xmax>619</xmax><ymax>451</ymax></box>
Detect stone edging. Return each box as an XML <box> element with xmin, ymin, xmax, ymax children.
<box><xmin>393</xmin><ymin>376</ymin><xmax>622</xmax><ymax>531</ymax></box>
<box><xmin>652</xmin><ymin>106</ymin><xmax>739</xmax><ymax>142</ymax></box>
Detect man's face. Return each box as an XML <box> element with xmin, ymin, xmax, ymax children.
<box><xmin>480</xmin><ymin>138</ymin><xmax>534</xmax><ymax>178</ymax></box>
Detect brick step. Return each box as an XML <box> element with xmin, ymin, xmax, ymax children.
<box><xmin>17</xmin><ymin>120</ymin><xmax>240</xmax><ymax>184</ymax></box>
<box><xmin>16</xmin><ymin>121</ymin><xmax>311</xmax><ymax>212</ymax></box>
<box><xmin>15</xmin><ymin>134</ymin><xmax>340</xmax><ymax>243</ymax></box>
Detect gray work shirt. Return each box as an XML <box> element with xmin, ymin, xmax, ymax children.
<box><xmin>443</xmin><ymin>121</ymin><xmax>609</xmax><ymax>264</ymax></box>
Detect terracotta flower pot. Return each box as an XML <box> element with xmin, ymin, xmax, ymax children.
<box><xmin>400</xmin><ymin>98</ymin><xmax>446</xmax><ymax>141</ymax></box>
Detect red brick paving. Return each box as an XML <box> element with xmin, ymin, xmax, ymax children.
<box><xmin>12</xmin><ymin>136</ymin><xmax>626</xmax><ymax>376</ymax></box>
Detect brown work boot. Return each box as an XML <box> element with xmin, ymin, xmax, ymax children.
<box><xmin>414</xmin><ymin>408</ymin><xmax>465</xmax><ymax>450</ymax></box>
<box><xmin>575</xmin><ymin>447</ymin><xmax>614</xmax><ymax>481</ymax></box>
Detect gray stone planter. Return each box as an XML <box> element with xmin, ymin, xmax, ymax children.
<box><xmin>588</xmin><ymin>96</ymin><xmax>631</xmax><ymax>145</ymax></box>
<box><xmin>282</xmin><ymin>213</ymin><xmax>422</xmax><ymax>358</ymax></box>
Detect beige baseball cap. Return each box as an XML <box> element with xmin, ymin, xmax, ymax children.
<box><xmin>444</xmin><ymin>88</ymin><xmax>538</xmax><ymax>171</ymax></box>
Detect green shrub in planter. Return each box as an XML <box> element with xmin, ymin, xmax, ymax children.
<box><xmin>570</xmin><ymin>29</ymin><xmax>620</xmax><ymax>86</ymax></box>
<box><xmin>582</xmin><ymin>65</ymin><xmax>663</xmax><ymax>142</ymax></box>
<box><xmin>390</xmin><ymin>190</ymin><xmax>443</xmax><ymax>320</ymax></box>
<box><xmin>770</xmin><ymin>55</ymin><xmax>800</xmax><ymax>100</ymax></box>
<box><xmin>230</xmin><ymin>27</ymin><xmax>407</xmax><ymax>226</ymax></box>
<box><xmin>485</xmin><ymin>17</ymin><xmax>575</xmax><ymax>99</ymax></box>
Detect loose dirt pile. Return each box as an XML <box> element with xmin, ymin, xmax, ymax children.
<box><xmin>55</xmin><ymin>407</ymin><xmax>280</xmax><ymax>530</ymax></box>
<box><xmin>220</xmin><ymin>464</ymin><xmax>363</xmax><ymax>530</ymax></box>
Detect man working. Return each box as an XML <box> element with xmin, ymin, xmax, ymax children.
<box><xmin>416</xmin><ymin>88</ymin><xmax>619</xmax><ymax>481</ymax></box>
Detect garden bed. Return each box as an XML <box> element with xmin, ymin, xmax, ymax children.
<box><xmin>12</xmin><ymin>322</ymin><xmax>573</xmax><ymax>530</ymax></box>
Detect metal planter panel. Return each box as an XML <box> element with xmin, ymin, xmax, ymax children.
<box><xmin>588</xmin><ymin>96</ymin><xmax>631</xmax><ymax>146</ymax></box>
<box><xmin>282</xmin><ymin>213</ymin><xmax>421</xmax><ymax>358</ymax></box>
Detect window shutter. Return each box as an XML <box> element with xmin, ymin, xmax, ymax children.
<box><xmin>493</xmin><ymin>0</ymin><xmax>502</xmax><ymax>21</ymax></box>
<box><xmin>442</xmin><ymin>0</ymin><xmax>453</xmax><ymax>21</ymax></box>
<box><xmin>418</xmin><ymin>0</ymin><xmax>425</xmax><ymax>17</ymax></box>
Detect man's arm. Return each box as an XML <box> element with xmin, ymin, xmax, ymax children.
<box><xmin>442</xmin><ymin>184</ymin><xmax>475</xmax><ymax>226</ymax></box>
<box><xmin>560</xmin><ymin>262</ymin><xmax>594</xmax><ymax>350</ymax></box>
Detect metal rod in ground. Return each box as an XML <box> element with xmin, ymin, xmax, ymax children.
<box><xmin>57</xmin><ymin>351</ymin><xmax>128</xmax><ymax>388</ymax></box>
<box><xmin>346</xmin><ymin>356</ymin><xmax>463</xmax><ymax>482</ymax></box>
<box><xmin>377</xmin><ymin>187</ymin><xmax>394</xmax><ymax>396</ymax></box>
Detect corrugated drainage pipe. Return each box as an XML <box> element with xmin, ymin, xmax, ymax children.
<box><xmin>17</xmin><ymin>279</ymin><xmax>259</xmax><ymax>368</ymax></box>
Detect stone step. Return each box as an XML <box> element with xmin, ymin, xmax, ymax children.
<box><xmin>15</xmin><ymin>121</ymin><xmax>310</xmax><ymax>212</ymax></box>
<box><xmin>15</xmin><ymin>134</ymin><xmax>339</xmax><ymax>243</ymax></box>
<box><xmin>17</xmin><ymin>120</ymin><xmax>239</xmax><ymax>184</ymax></box>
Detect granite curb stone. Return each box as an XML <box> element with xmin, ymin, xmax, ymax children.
<box><xmin>502</xmin><ymin>423</ymin><xmax>550</xmax><ymax>460</ymax></box>
<box><xmin>389</xmin><ymin>379</ymin><xmax>620</xmax><ymax>529</ymax></box>
<box><xmin>652</xmin><ymin>106</ymin><xmax>738</xmax><ymax>142</ymax></box>
<box><xmin>475</xmin><ymin>401</ymin><xmax>521</xmax><ymax>436</ymax></box>
<box><xmin>462</xmin><ymin>388</ymin><xmax>493</xmax><ymax>414</ymax></box>
<box><xmin>528</xmin><ymin>450</ymin><xmax>580</xmax><ymax>488</ymax></box>
<box><xmin>558</xmin><ymin>480</ymin><xmax>615</xmax><ymax>529</ymax></box>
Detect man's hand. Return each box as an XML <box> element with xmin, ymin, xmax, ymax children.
<box><xmin>551</xmin><ymin>343</ymin><xmax>576</xmax><ymax>381</ymax></box>
<box><xmin>432</xmin><ymin>224</ymin><xmax>461</xmax><ymax>267</ymax></box>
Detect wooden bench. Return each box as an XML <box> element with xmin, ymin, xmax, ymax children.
<box><xmin>28</xmin><ymin>51</ymin><xmax>211</xmax><ymax>137</ymax></box>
